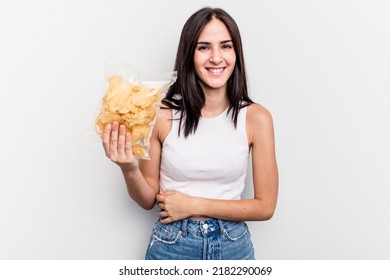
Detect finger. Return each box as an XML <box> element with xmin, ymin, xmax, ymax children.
<box><xmin>157</xmin><ymin>202</ymin><xmax>164</xmax><ymax>209</ymax></box>
<box><xmin>159</xmin><ymin>214</ymin><xmax>175</xmax><ymax>224</ymax></box>
<box><xmin>110</xmin><ymin>122</ymin><xmax>119</xmax><ymax>155</ymax></box>
<box><xmin>159</xmin><ymin>217</ymin><xmax>172</xmax><ymax>224</ymax></box>
<box><xmin>158</xmin><ymin>210</ymin><xmax>169</xmax><ymax>218</ymax></box>
<box><xmin>117</xmin><ymin>125</ymin><xmax>126</xmax><ymax>156</ymax></box>
<box><xmin>102</xmin><ymin>123</ymin><xmax>112</xmax><ymax>155</ymax></box>
<box><xmin>156</xmin><ymin>194</ymin><xmax>165</xmax><ymax>202</ymax></box>
<box><xmin>125</xmin><ymin>132</ymin><xmax>133</xmax><ymax>158</ymax></box>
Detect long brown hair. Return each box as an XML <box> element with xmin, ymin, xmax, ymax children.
<box><xmin>162</xmin><ymin>7</ymin><xmax>253</xmax><ymax>137</ymax></box>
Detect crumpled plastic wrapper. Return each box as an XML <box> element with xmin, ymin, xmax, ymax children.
<box><xmin>95</xmin><ymin>54</ymin><xmax>176</xmax><ymax>159</ymax></box>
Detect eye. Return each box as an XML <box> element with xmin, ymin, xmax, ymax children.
<box><xmin>197</xmin><ymin>45</ymin><xmax>209</xmax><ymax>51</ymax></box>
<box><xmin>222</xmin><ymin>43</ymin><xmax>233</xmax><ymax>50</ymax></box>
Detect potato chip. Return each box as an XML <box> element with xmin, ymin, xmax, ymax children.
<box><xmin>95</xmin><ymin>111</ymin><xmax>124</xmax><ymax>137</ymax></box>
<box><xmin>130</xmin><ymin>88</ymin><xmax>161</xmax><ymax>108</ymax></box>
<box><xmin>95</xmin><ymin>75</ymin><xmax>165</xmax><ymax>159</ymax></box>
<box><xmin>122</xmin><ymin>105</ymin><xmax>157</xmax><ymax>127</ymax></box>
<box><xmin>131</xmin><ymin>124</ymin><xmax>150</xmax><ymax>144</ymax></box>
<box><xmin>132</xmin><ymin>144</ymin><xmax>148</xmax><ymax>158</ymax></box>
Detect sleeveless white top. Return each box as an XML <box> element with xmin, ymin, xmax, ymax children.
<box><xmin>160</xmin><ymin>107</ymin><xmax>250</xmax><ymax>200</ymax></box>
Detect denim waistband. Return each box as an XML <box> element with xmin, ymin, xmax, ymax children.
<box><xmin>181</xmin><ymin>218</ymin><xmax>224</xmax><ymax>238</ymax></box>
<box><xmin>157</xmin><ymin>218</ymin><xmax>246</xmax><ymax>239</ymax></box>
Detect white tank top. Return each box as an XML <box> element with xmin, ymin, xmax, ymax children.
<box><xmin>160</xmin><ymin>106</ymin><xmax>249</xmax><ymax>200</ymax></box>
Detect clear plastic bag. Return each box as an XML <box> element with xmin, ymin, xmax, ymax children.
<box><xmin>95</xmin><ymin>53</ymin><xmax>177</xmax><ymax>159</ymax></box>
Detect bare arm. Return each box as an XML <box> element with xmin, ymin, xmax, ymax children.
<box><xmin>157</xmin><ymin>104</ymin><xmax>278</xmax><ymax>223</ymax></box>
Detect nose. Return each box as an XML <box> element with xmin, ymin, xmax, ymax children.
<box><xmin>209</xmin><ymin>49</ymin><xmax>222</xmax><ymax>64</ymax></box>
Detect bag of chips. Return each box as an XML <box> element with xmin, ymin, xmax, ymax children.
<box><xmin>95</xmin><ymin>53</ymin><xmax>177</xmax><ymax>159</ymax></box>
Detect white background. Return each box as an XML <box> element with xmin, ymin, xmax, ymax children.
<box><xmin>0</xmin><ymin>0</ymin><xmax>389</xmax><ymax>259</ymax></box>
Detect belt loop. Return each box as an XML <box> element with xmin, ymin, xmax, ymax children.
<box><xmin>181</xmin><ymin>219</ymin><xmax>188</xmax><ymax>237</ymax></box>
<box><xmin>217</xmin><ymin>219</ymin><xmax>225</xmax><ymax>234</ymax></box>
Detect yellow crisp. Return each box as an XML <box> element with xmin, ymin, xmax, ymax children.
<box><xmin>132</xmin><ymin>144</ymin><xmax>148</xmax><ymax>158</ymax></box>
<box><xmin>131</xmin><ymin>124</ymin><xmax>150</xmax><ymax>144</ymax></box>
<box><xmin>95</xmin><ymin>75</ymin><xmax>163</xmax><ymax>158</ymax></box>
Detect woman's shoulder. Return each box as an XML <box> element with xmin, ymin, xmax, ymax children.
<box><xmin>154</xmin><ymin>106</ymin><xmax>173</xmax><ymax>143</ymax></box>
<box><xmin>246</xmin><ymin>103</ymin><xmax>273</xmax><ymax>125</ymax></box>
<box><xmin>157</xmin><ymin>105</ymin><xmax>173</xmax><ymax>119</ymax></box>
<box><xmin>246</xmin><ymin>103</ymin><xmax>274</xmax><ymax>144</ymax></box>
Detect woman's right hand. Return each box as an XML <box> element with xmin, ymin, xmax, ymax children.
<box><xmin>102</xmin><ymin>121</ymin><xmax>138</xmax><ymax>172</ymax></box>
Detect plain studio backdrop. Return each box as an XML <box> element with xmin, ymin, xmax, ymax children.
<box><xmin>0</xmin><ymin>0</ymin><xmax>389</xmax><ymax>259</ymax></box>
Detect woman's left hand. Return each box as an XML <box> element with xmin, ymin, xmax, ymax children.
<box><xmin>156</xmin><ymin>191</ymin><xmax>197</xmax><ymax>224</ymax></box>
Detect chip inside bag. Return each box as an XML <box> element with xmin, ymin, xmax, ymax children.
<box><xmin>96</xmin><ymin>54</ymin><xmax>177</xmax><ymax>159</ymax></box>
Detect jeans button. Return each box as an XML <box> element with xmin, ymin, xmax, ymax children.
<box><xmin>202</xmin><ymin>224</ymin><xmax>208</xmax><ymax>230</ymax></box>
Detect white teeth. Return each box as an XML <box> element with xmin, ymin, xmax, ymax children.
<box><xmin>208</xmin><ymin>68</ymin><xmax>223</xmax><ymax>73</ymax></box>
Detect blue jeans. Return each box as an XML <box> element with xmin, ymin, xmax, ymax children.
<box><xmin>145</xmin><ymin>218</ymin><xmax>255</xmax><ymax>260</ymax></box>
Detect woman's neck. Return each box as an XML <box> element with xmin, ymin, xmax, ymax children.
<box><xmin>201</xmin><ymin>85</ymin><xmax>229</xmax><ymax>118</ymax></box>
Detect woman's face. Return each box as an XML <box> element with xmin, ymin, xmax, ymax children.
<box><xmin>194</xmin><ymin>18</ymin><xmax>236</xmax><ymax>93</ymax></box>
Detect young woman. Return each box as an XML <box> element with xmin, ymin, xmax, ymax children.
<box><xmin>102</xmin><ymin>7</ymin><xmax>278</xmax><ymax>260</ymax></box>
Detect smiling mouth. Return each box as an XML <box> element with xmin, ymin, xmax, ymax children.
<box><xmin>206</xmin><ymin>67</ymin><xmax>225</xmax><ymax>75</ymax></box>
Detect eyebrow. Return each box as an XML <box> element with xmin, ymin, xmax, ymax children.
<box><xmin>196</xmin><ymin>40</ymin><xmax>233</xmax><ymax>45</ymax></box>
